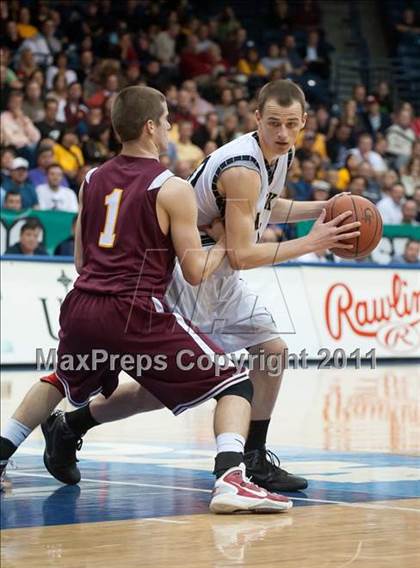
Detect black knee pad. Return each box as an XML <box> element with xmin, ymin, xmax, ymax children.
<box><xmin>214</xmin><ymin>378</ymin><xmax>254</xmax><ymax>404</ymax></box>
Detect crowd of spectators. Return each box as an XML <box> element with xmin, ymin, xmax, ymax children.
<box><xmin>0</xmin><ymin>0</ymin><xmax>418</xmax><ymax>264</ymax></box>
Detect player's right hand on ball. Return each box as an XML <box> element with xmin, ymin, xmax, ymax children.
<box><xmin>308</xmin><ymin>209</ymin><xmax>361</xmax><ymax>251</ymax></box>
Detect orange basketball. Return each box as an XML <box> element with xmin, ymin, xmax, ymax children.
<box><xmin>325</xmin><ymin>195</ymin><xmax>383</xmax><ymax>259</ymax></box>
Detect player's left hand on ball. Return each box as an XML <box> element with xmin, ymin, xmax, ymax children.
<box><xmin>199</xmin><ymin>217</ymin><xmax>225</xmax><ymax>241</ymax></box>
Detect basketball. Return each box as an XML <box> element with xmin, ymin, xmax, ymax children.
<box><xmin>325</xmin><ymin>195</ymin><xmax>383</xmax><ymax>259</ymax></box>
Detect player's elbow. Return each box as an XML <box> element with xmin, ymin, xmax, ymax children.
<box><xmin>227</xmin><ymin>248</ymin><xmax>250</xmax><ymax>270</ymax></box>
<box><xmin>180</xmin><ymin>265</ymin><xmax>204</xmax><ymax>287</ymax></box>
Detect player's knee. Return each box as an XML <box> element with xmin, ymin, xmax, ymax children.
<box><xmin>259</xmin><ymin>337</ymin><xmax>287</xmax><ymax>355</ymax></box>
<box><xmin>215</xmin><ymin>379</ymin><xmax>254</xmax><ymax>404</ymax></box>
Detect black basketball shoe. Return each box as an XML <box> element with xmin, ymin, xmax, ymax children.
<box><xmin>41</xmin><ymin>410</ymin><xmax>83</xmax><ymax>485</ymax></box>
<box><xmin>244</xmin><ymin>447</ymin><xmax>308</xmax><ymax>492</ymax></box>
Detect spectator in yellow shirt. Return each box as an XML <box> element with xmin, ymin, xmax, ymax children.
<box><xmin>175</xmin><ymin>121</ymin><xmax>204</xmax><ymax>169</ymax></box>
<box><xmin>53</xmin><ymin>131</ymin><xmax>84</xmax><ymax>181</ymax></box>
<box><xmin>16</xmin><ymin>7</ymin><xmax>38</xmax><ymax>39</ymax></box>
<box><xmin>237</xmin><ymin>48</ymin><xmax>268</xmax><ymax>77</ymax></box>
<box><xmin>336</xmin><ymin>153</ymin><xmax>361</xmax><ymax>190</ymax></box>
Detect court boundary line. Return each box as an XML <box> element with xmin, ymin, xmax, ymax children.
<box><xmin>8</xmin><ymin>471</ymin><xmax>420</xmax><ymax>513</ymax></box>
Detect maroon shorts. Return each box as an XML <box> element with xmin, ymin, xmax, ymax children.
<box><xmin>51</xmin><ymin>289</ymin><xmax>248</xmax><ymax>414</ymax></box>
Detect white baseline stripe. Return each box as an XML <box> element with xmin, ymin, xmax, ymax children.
<box><xmin>8</xmin><ymin>472</ymin><xmax>420</xmax><ymax>513</ymax></box>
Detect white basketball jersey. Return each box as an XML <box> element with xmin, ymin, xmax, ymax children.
<box><xmin>188</xmin><ymin>132</ymin><xmax>294</xmax><ymax>244</ymax></box>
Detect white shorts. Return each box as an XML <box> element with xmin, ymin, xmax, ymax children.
<box><xmin>165</xmin><ymin>259</ymin><xmax>282</xmax><ymax>353</ymax></box>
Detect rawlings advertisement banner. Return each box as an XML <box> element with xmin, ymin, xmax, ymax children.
<box><xmin>300</xmin><ymin>266</ymin><xmax>419</xmax><ymax>357</ymax></box>
<box><xmin>1</xmin><ymin>259</ymin><xmax>419</xmax><ymax>364</ymax></box>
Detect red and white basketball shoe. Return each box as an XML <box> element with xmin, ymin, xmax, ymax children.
<box><xmin>209</xmin><ymin>464</ymin><xmax>293</xmax><ymax>514</ymax></box>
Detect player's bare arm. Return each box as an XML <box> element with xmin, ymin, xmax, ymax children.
<box><xmin>157</xmin><ymin>176</ymin><xmax>226</xmax><ymax>285</ymax></box>
<box><xmin>219</xmin><ymin>167</ymin><xmax>361</xmax><ymax>270</ymax></box>
<box><xmin>74</xmin><ymin>183</ymin><xmax>84</xmax><ymax>274</ymax></box>
<box><xmin>269</xmin><ymin>196</ymin><xmax>327</xmax><ymax>223</ymax></box>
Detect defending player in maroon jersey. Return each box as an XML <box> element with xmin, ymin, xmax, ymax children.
<box><xmin>1</xmin><ymin>86</ymin><xmax>293</xmax><ymax>513</ymax></box>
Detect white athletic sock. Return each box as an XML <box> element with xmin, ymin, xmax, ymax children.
<box><xmin>2</xmin><ymin>419</ymin><xmax>32</xmax><ymax>448</ymax></box>
<box><xmin>216</xmin><ymin>432</ymin><xmax>245</xmax><ymax>455</ymax></box>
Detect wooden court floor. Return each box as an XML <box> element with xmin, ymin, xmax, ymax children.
<box><xmin>1</xmin><ymin>365</ymin><xmax>419</xmax><ymax>567</ymax></box>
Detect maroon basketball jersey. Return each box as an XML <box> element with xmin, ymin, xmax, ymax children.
<box><xmin>74</xmin><ymin>155</ymin><xmax>175</xmax><ymax>299</ymax></box>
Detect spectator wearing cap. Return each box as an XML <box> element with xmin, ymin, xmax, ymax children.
<box><xmin>1</xmin><ymin>158</ymin><xmax>38</xmax><ymax>209</ymax></box>
<box><xmin>349</xmin><ymin>133</ymin><xmax>387</xmax><ymax>174</ymax></box>
<box><xmin>0</xmin><ymin>90</ymin><xmax>40</xmax><ymax>154</ymax></box>
<box><xmin>35</xmin><ymin>98</ymin><xmax>66</xmax><ymax>142</ymax></box>
<box><xmin>386</xmin><ymin>108</ymin><xmax>416</xmax><ymax>169</ymax></box>
<box><xmin>35</xmin><ymin>164</ymin><xmax>78</xmax><ymax>212</ymax></box>
<box><xmin>5</xmin><ymin>219</ymin><xmax>47</xmax><ymax>256</ymax></box>
<box><xmin>311</xmin><ymin>180</ymin><xmax>331</xmax><ymax>201</ymax></box>
<box><xmin>3</xmin><ymin>190</ymin><xmax>23</xmax><ymax>212</ymax></box>
<box><xmin>391</xmin><ymin>240</ymin><xmax>420</xmax><ymax>265</ymax></box>
<box><xmin>377</xmin><ymin>183</ymin><xmax>405</xmax><ymax>224</ymax></box>
<box><xmin>361</xmin><ymin>95</ymin><xmax>391</xmax><ymax>137</ymax></box>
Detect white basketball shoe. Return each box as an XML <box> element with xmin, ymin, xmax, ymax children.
<box><xmin>210</xmin><ymin>463</ymin><xmax>293</xmax><ymax>514</ymax></box>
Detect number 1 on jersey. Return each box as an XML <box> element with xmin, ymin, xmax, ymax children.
<box><xmin>99</xmin><ymin>188</ymin><xmax>123</xmax><ymax>248</ymax></box>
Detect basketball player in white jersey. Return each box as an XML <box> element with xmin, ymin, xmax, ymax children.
<box><xmin>38</xmin><ymin>80</ymin><xmax>360</xmax><ymax>492</ymax></box>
